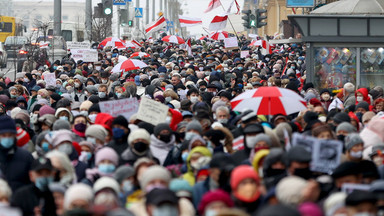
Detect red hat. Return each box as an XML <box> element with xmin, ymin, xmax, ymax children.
<box><xmin>230</xmin><ymin>165</ymin><xmax>260</xmax><ymax>202</ymax></box>
<box><xmin>16</xmin><ymin>127</ymin><xmax>30</xmax><ymax>147</ymax></box>
<box><xmin>309</xmin><ymin>98</ymin><xmax>322</xmax><ymax>107</ymax></box>
<box><xmin>198</xmin><ymin>190</ymin><xmax>234</xmax><ymax>215</ymax></box>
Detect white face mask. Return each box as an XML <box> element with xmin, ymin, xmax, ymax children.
<box><xmin>75</xmin><ymin>82</ymin><xmax>80</xmax><ymax>88</ymax></box>
<box><xmin>245</xmin><ymin>135</ymin><xmax>258</xmax><ymax>149</ymax></box>
<box><xmin>190</xmin><ymin>96</ymin><xmax>199</xmax><ymax>104</ymax></box>
<box><xmin>95</xmin><ymin>66</ymin><xmax>101</xmax><ymax>71</ymax></box>
<box><xmin>350</xmin><ymin>150</ymin><xmax>363</xmax><ymax>159</ymax></box>
<box><xmin>102</xmin><ymin>79</ymin><xmax>108</xmax><ymax>84</ymax></box>
<box><xmin>88</xmin><ymin>114</ymin><xmax>97</xmax><ymax>123</ymax></box>
<box><xmin>322</xmin><ymin>94</ymin><xmax>330</xmax><ymax>101</ymax></box>
<box><xmin>356</xmin><ymin>96</ymin><xmax>363</xmax><ymax>102</ymax></box>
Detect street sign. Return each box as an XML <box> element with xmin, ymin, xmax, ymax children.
<box><xmin>113</xmin><ymin>0</ymin><xmax>126</xmax><ymax>5</ymax></box>
<box><xmin>166</xmin><ymin>21</ymin><xmax>174</xmax><ymax>31</ymax></box>
<box><xmin>135</xmin><ymin>8</ymin><xmax>143</xmax><ymax>18</ymax></box>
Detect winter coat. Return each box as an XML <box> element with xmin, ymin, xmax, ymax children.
<box><xmin>121</xmin><ymin>147</ymin><xmax>159</xmax><ymax>166</ymax></box>
<box><xmin>150</xmin><ymin>134</ymin><xmax>175</xmax><ymax>166</ymax></box>
<box><xmin>106</xmin><ymin>139</ymin><xmax>129</xmax><ymax>165</ymax></box>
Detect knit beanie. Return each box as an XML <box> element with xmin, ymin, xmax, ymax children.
<box><xmin>298</xmin><ymin>202</ymin><xmax>323</xmax><ymax>216</ymax></box>
<box><xmin>10</xmin><ymin>107</ymin><xmax>22</xmax><ymax>119</ymax></box>
<box><xmin>169</xmin><ymin>179</ymin><xmax>193</xmax><ymax>198</ymax></box>
<box><xmin>323</xmin><ymin>192</ymin><xmax>347</xmax><ymax>216</ymax></box>
<box><xmin>128</xmin><ymin>128</ymin><xmax>150</xmax><ymax>145</ymax></box>
<box><xmin>93</xmin><ymin>176</ymin><xmax>120</xmax><ymax>195</ymax></box>
<box><xmin>38</xmin><ymin>114</ymin><xmax>56</xmax><ymax>127</ymax></box>
<box><xmin>51</xmin><ymin>130</ymin><xmax>73</xmax><ymax>147</ymax></box>
<box><xmin>15</xmin><ymin>111</ymin><xmax>30</xmax><ymax>125</ymax></box>
<box><xmin>140</xmin><ymin>165</ymin><xmax>171</xmax><ymax>190</ymax></box>
<box><xmin>362</xmin><ymin>111</ymin><xmax>376</xmax><ymax>124</ymax></box>
<box><xmin>85</xmin><ymin>125</ymin><xmax>108</xmax><ymax>142</ymax></box>
<box><xmin>333</xmin><ymin>112</ymin><xmax>351</xmax><ymax>124</ymax></box>
<box><xmin>16</xmin><ymin>127</ymin><xmax>30</xmax><ymax>147</ymax></box>
<box><xmin>88</xmin><ymin>103</ymin><xmax>101</xmax><ymax>113</ymax></box>
<box><xmin>246</xmin><ymin>133</ymin><xmax>272</xmax><ymax>149</ymax></box>
<box><xmin>36</xmin><ymin>131</ymin><xmax>49</xmax><ymax>146</ymax></box>
<box><xmin>198</xmin><ymin>190</ymin><xmax>234</xmax><ymax>215</ymax></box>
<box><xmin>95</xmin><ymin>147</ymin><xmax>118</xmax><ymax>166</ymax></box>
<box><xmin>230</xmin><ymin>165</ymin><xmax>259</xmax><ymax>191</ymax></box>
<box><xmin>276</xmin><ymin>176</ymin><xmax>308</xmax><ymax>207</ymax></box>
<box><xmin>154</xmin><ymin>123</ymin><xmax>172</xmax><ymax>137</ymax></box>
<box><xmin>64</xmin><ymin>183</ymin><xmax>94</xmax><ymax>209</ymax></box>
<box><xmin>80</xmin><ymin>101</ymin><xmax>93</xmax><ymax>111</ymax></box>
<box><xmin>39</xmin><ymin>105</ymin><xmax>56</xmax><ymax>117</ymax></box>
<box><xmin>114</xmin><ymin>165</ymin><xmax>135</xmax><ymax>184</ymax></box>
<box><xmin>186</xmin><ymin>120</ymin><xmax>203</xmax><ymax>135</ymax></box>
<box><xmin>52</xmin><ymin>119</ymin><xmax>71</xmax><ymax>131</ymax></box>
<box><xmin>345</xmin><ymin>133</ymin><xmax>364</xmax><ymax>151</ymax></box>
<box><xmin>356</xmin><ymin>101</ymin><xmax>369</xmax><ymax>111</ymax></box>
<box><xmin>79</xmin><ymin>141</ymin><xmax>95</xmax><ymax>152</ymax></box>
<box><xmin>112</xmin><ymin>115</ymin><xmax>128</xmax><ymax>128</ymax></box>
<box><xmin>336</xmin><ymin>122</ymin><xmax>356</xmax><ymax>133</ymax></box>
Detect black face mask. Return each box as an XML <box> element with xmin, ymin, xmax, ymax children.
<box><xmin>337</xmin><ymin>134</ymin><xmax>345</xmax><ymax>142</ymax></box>
<box><xmin>264</xmin><ymin>168</ymin><xmax>286</xmax><ymax>177</ymax></box>
<box><xmin>159</xmin><ymin>134</ymin><xmax>171</xmax><ymax>143</ymax></box>
<box><xmin>293</xmin><ymin>167</ymin><xmax>313</xmax><ymax>180</ymax></box>
<box><xmin>133</xmin><ymin>142</ymin><xmax>148</xmax><ymax>153</ymax></box>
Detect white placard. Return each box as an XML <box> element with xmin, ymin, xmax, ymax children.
<box><xmin>241</xmin><ymin>50</ymin><xmax>250</xmax><ymax>58</ymax></box>
<box><xmin>224</xmin><ymin>37</ymin><xmax>238</xmax><ymax>49</ymax></box>
<box><xmin>99</xmin><ymin>98</ymin><xmax>139</xmax><ymax>120</ymax></box>
<box><xmin>44</xmin><ymin>73</ymin><xmax>56</xmax><ymax>87</ymax></box>
<box><xmin>136</xmin><ymin>97</ymin><xmax>169</xmax><ymax>125</ymax></box>
<box><xmin>67</xmin><ymin>42</ymin><xmax>90</xmax><ymax>50</ymax></box>
<box><xmin>71</xmin><ymin>49</ymin><xmax>98</xmax><ymax>62</ymax></box>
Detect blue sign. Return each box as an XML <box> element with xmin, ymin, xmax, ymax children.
<box><xmin>286</xmin><ymin>0</ymin><xmax>314</xmax><ymax>7</ymax></box>
<box><xmin>166</xmin><ymin>21</ymin><xmax>174</xmax><ymax>31</ymax></box>
<box><xmin>135</xmin><ymin>7</ymin><xmax>143</xmax><ymax>18</ymax></box>
<box><xmin>127</xmin><ymin>0</ymin><xmax>132</xmax><ymax>1</ymax></box>
<box><xmin>113</xmin><ymin>0</ymin><xmax>126</xmax><ymax>6</ymax></box>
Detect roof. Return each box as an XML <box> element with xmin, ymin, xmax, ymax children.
<box><xmin>311</xmin><ymin>0</ymin><xmax>384</xmax><ymax>14</ymax></box>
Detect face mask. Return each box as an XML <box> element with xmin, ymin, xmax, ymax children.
<box><xmin>245</xmin><ymin>135</ymin><xmax>259</xmax><ymax>149</ymax></box>
<box><xmin>357</xmin><ymin>96</ymin><xmax>364</xmax><ymax>102</ymax></box>
<box><xmin>37</xmin><ymin>95</ymin><xmax>42</xmax><ymax>100</ymax></box>
<box><xmin>0</xmin><ymin>137</ymin><xmax>14</xmax><ymax>149</ymax></box>
<box><xmin>96</xmin><ymin>66</ymin><xmax>101</xmax><ymax>71</ymax></box>
<box><xmin>200</xmin><ymin>88</ymin><xmax>206</xmax><ymax>92</ymax></box>
<box><xmin>265</xmin><ymin>57</ymin><xmax>270</xmax><ymax>61</ymax></box>
<box><xmin>89</xmin><ymin>114</ymin><xmax>97</xmax><ymax>123</ymax></box>
<box><xmin>66</xmin><ymin>86</ymin><xmax>73</xmax><ymax>93</ymax></box>
<box><xmin>165</xmin><ymin>97</ymin><xmax>172</xmax><ymax>103</ymax></box>
<box><xmin>53</xmin><ymin>66</ymin><xmax>58</xmax><ymax>70</ymax></box>
<box><xmin>58</xmin><ymin>143</ymin><xmax>73</xmax><ymax>155</ymax></box>
<box><xmin>24</xmin><ymin>78</ymin><xmax>29</xmax><ymax>82</ymax></box>
<box><xmin>145</xmin><ymin>183</ymin><xmax>167</xmax><ymax>193</ymax></box>
<box><xmin>123</xmin><ymin>180</ymin><xmax>134</xmax><ymax>193</ymax></box>
<box><xmin>112</xmin><ymin>127</ymin><xmax>125</xmax><ymax>139</ymax></box>
<box><xmin>199</xmin><ymin>67</ymin><xmax>204</xmax><ymax>71</ymax></box>
<box><xmin>35</xmin><ymin>176</ymin><xmax>53</xmax><ymax>191</ymax></box>
<box><xmin>182</xmin><ymin>152</ymin><xmax>189</xmax><ymax>162</ymax></box>
<box><xmin>153</xmin><ymin>205</ymin><xmax>179</xmax><ymax>216</ymax></box>
<box><xmin>102</xmin><ymin>79</ymin><xmax>108</xmax><ymax>84</ymax></box>
<box><xmin>74</xmin><ymin>82</ymin><xmax>80</xmax><ymax>88</ymax></box>
<box><xmin>190</xmin><ymin>96</ymin><xmax>199</xmax><ymax>103</ymax></box>
<box><xmin>98</xmin><ymin>163</ymin><xmax>116</xmax><ymax>174</ymax></box>
<box><xmin>82</xmin><ymin>151</ymin><xmax>92</xmax><ymax>161</ymax></box>
<box><xmin>10</xmin><ymin>94</ymin><xmax>17</xmax><ymax>99</ymax></box>
<box><xmin>133</xmin><ymin>142</ymin><xmax>148</xmax><ymax>153</ymax></box>
<box><xmin>218</xmin><ymin>118</ymin><xmax>228</xmax><ymax>124</ymax></box>
<box><xmin>87</xmin><ymin>137</ymin><xmax>97</xmax><ymax>145</ymax></box>
<box><xmin>185</xmin><ymin>132</ymin><xmax>196</xmax><ymax>140</ymax></box>
<box><xmin>293</xmin><ymin>167</ymin><xmax>312</xmax><ymax>180</ymax></box>
<box><xmin>42</xmin><ymin>142</ymin><xmax>50</xmax><ymax>152</ymax></box>
<box><xmin>337</xmin><ymin>134</ymin><xmax>345</xmax><ymax>142</ymax></box>
<box><xmin>80</xmin><ymin>111</ymin><xmax>88</xmax><ymax>116</ymax></box>
<box><xmin>322</xmin><ymin>94</ymin><xmax>330</xmax><ymax>101</ymax></box>
<box><xmin>59</xmin><ymin>116</ymin><xmax>69</xmax><ymax>121</ymax></box>
<box><xmin>373</xmin><ymin>157</ymin><xmax>384</xmax><ymax>167</ymax></box>
<box><xmin>265</xmin><ymin>168</ymin><xmax>286</xmax><ymax>177</ymax></box>
<box><xmin>212</xmin><ymin>92</ymin><xmax>217</xmax><ymax>96</ymax></box>
<box><xmin>291</xmin><ymin>66</ymin><xmax>296</xmax><ymax>70</ymax></box>
<box><xmin>238</xmin><ymin>67</ymin><xmax>243</xmax><ymax>70</ymax></box>
<box><xmin>350</xmin><ymin>150</ymin><xmax>363</xmax><ymax>159</ymax></box>
<box><xmin>98</xmin><ymin>92</ymin><xmax>106</xmax><ymax>98</ymax></box>
<box><xmin>30</xmin><ymin>113</ymin><xmax>38</xmax><ymax>124</ymax></box>
<box><xmin>74</xmin><ymin>123</ymin><xmax>87</xmax><ymax>132</ymax></box>
<box><xmin>298</xmin><ymin>60</ymin><xmax>302</xmax><ymax>65</ymax></box>
<box><xmin>165</xmin><ymin>116</ymin><xmax>171</xmax><ymax>123</ymax></box>
<box><xmin>159</xmin><ymin>134</ymin><xmax>172</xmax><ymax>143</ymax></box>
<box><xmin>116</xmin><ymin>92</ymin><xmax>122</xmax><ymax>98</ymax></box>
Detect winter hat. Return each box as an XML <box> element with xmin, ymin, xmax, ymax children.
<box><xmin>323</xmin><ymin>192</ymin><xmax>347</xmax><ymax>216</ymax></box>
<box><xmin>336</xmin><ymin>122</ymin><xmax>356</xmax><ymax>133</ymax></box>
<box><xmin>64</xmin><ymin>183</ymin><xmax>94</xmax><ymax>210</ymax></box>
<box><xmin>38</xmin><ymin>114</ymin><xmax>56</xmax><ymax>127</ymax></box>
<box><xmin>258</xmin><ymin>204</ymin><xmax>301</xmax><ymax>216</ymax></box>
<box><xmin>276</xmin><ymin>176</ymin><xmax>308</xmax><ymax>207</ymax></box>
<box><xmin>186</xmin><ymin>120</ymin><xmax>203</xmax><ymax>135</ymax></box>
<box><xmin>39</xmin><ymin>105</ymin><xmax>56</xmax><ymax>117</ymax></box>
<box><xmin>137</xmin><ymin>122</ymin><xmax>155</xmax><ymax>134</ymax></box>
<box><xmin>230</xmin><ymin>165</ymin><xmax>259</xmax><ymax>191</ymax></box>
<box><xmin>95</xmin><ymin>147</ymin><xmax>118</xmax><ymax>166</ymax></box>
<box><xmin>79</xmin><ymin>141</ymin><xmax>95</xmax><ymax>152</ymax></box>
<box><xmin>247</xmin><ymin>133</ymin><xmax>272</xmax><ymax>149</ymax></box>
<box><xmin>112</xmin><ymin>115</ymin><xmax>128</xmax><ymax>128</ymax></box>
<box><xmin>16</xmin><ymin>127</ymin><xmax>30</xmax><ymax>147</ymax></box>
<box><xmin>85</xmin><ymin>125</ymin><xmax>108</xmax><ymax>142</ymax></box>
<box><xmin>169</xmin><ymin>100</ymin><xmax>180</xmax><ymax>110</ymax></box>
<box><xmin>0</xmin><ymin>95</ymin><xmax>9</xmax><ymax>105</ymax></box>
<box><xmin>333</xmin><ymin>112</ymin><xmax>351</xmax><ymax>124</ymax></box>
<box><xmin>52</xmin><ymin>119</ymin><xmax>71</xmax><ymax>131</ymax></box>
<box><xmin>140</xmin><ymin>165</ymin><xmax>172</xmax><ymax>190</ymax></box>
<box><xmin>154</xmin><ymin>123</ymin><xmax>172</xmax><ymax>137</ymax></box>
<box><xmin>198</xmin><ymin>190</ymin><xmax>234</xmax><ymax>215</ymax></box>
<box><xmin>36</xmin><ymin>131</ymin><xmax>49</xmax><ymax>146</ymax></box>
<box><xmin>127</xmin><ymin>128</ymin><xmax>150</xmax><ymax>145</ymax></box>
<box><xmin>169</xmin><ymin>179</ymin><xmax>193</xmax><ymax>198</ymax></box>
<box><xmin>114</xmin><ymin>165</ymin><xmax>135</xmax><ymax>184</ymax></box>
<box><xmin>93</xmin><ymin>176</ymin><xmax>120</xmax><ymax>195</ymax></box>
<box><xmin>15</xmin><ymin>111</ymin><xmax>30</xmax><ymax>125</ymax></box>
<box><xmin>345</xmin><ymin>133</ymin><xmax>364</xmax><ymax>151</ymax></box>
<box><xmin>287</xmin><ymin>145</ymin><xmax>312</xmax><ymax>163</ymax></box>
<box><xmin>10</xmin><ymin>107</ymin><xmax>22</xmax><ymax>119</ymax></box>
<box><xmin>88</xmin><ymin>103</ymin><xmax>101</xmax><ymax>113</ymax></box>
<box><xmin>356</xmin><ymin>101</ymin><xmax>369</xmax><ymax>111</ymax></box>
<box><xmin>80</xmin><ymin>101</ymin><xmax>93</xmax><ymax>111</ymax></box>
<box><xmin>362</xmin><ymin>111</ymin><xmax>376</xmax><ymax>124</ymax></box>
<box><xmin>51</xmin><ymin>130</ymin><xmax>73</xmax><ymax>147</ymax></box>
<box><xmin>298</xmin><ymin>202</ymin><xmax>323</xmax><ymax>216</ymax></box>
<box><xmin>55</xmin><ymin>108</ymin><xmax>73</xmax><ymax>122</ymax></box>
<box><xmin>252</xmin><ymin>149</ymin><xmax>270</xmax><ymax>174</ymax></box>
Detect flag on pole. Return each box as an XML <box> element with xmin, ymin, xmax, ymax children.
<box><xmin>186</xmin><ymin>38</ymin><xmax>192</xmax><ymax>56</ymax></box>
<box><xmin>204</xmin><ymin>0</ymin><xmax>222</xmax><ymax>13</ymax></box>
<box><xmin>226</xmin><ymin>0</ymin><xmax>240</xmax><ymax>15</ymax></box>
<box><xmin>209</xmin><ymin>15</ymin><xmax>228</xmax><ymax>31</ymax></box>
<box><xmin>131</xmin><ymin>39</ymin><xmax>142</xmax><ymax>48</ymax></box>
<box><xmin>178</xmin><ymin>15</ymin><xmax>203</xmax><ymax>27</ymax></box>
<box><xmin>145</xmin><ymin>15</ymin><xmax>166</xmax><ymax>35</ymax></box>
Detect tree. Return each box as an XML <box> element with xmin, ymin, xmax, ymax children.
<box><xmin>91</xmin><ymin>17</ymin><xmax>112</xmax><ymax>43</ymax></box>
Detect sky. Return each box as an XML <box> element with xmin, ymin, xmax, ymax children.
<box><xmin>13</xmin><ymin>0</ymin><xmax>245</xmax><ymax>36</ymax></box>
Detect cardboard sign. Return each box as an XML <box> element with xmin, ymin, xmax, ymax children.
<box><xmin>44</xmin><ymin>73</ymin><xmax>56</xmax><ymax>87</ymax></box>
<box><xmin>224</xmin><ymin>37</ymin><xmax>238</xmax><ymax>49</ymax></box>
<box><xmin>99</xmin><ymin>98</ymin><xmax>139</xmax><ymax>120</ymax></box>
<box><xmin>291</xmin><ymin>133</ymin><xmax>343</xmax><ymax>174</ymax></box>
<box><xmin>71</xmin><ymin>49</ymin><xmax>98</xmax><ymax>62</ymax></box>
<box><xmin>67</xmin><ymin>42</ymin><xmax>90</xmax><ymax>50</ymax></box>
<box><xmin>241</xmin><ymin>50</ymin><xmax>250</xmax><ymax>59</ymax></box>
<box><xmin>136</xmin><ymin>97</ymin><xmax>169</xmax><ymax>125</ymax></box>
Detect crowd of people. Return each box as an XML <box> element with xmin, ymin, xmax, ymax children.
<box><xmin>0</xmin><ymin>35</ymin><xmax>383</xmax><ymax>216</ymax></box>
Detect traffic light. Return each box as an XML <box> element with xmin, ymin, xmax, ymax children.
<box><xmin>249</xmin><ymin>14</ymin><xmax>256</xmax><ymax>28</ymax></box>
<box><xmin>242</xmin><ymin>10</ymin><xmax>251</xmax><ymax>29</ymax></box>
<box><xmin>256</xmin><ymin>9</ymin><xmax>267</xmax><ymax>28</ymax></box>
<box><xmin>103</xmin><ymin>0</ymin><xmax>113</xmax><ymax>16</ymax></box>
<box><xmin>128</xmin><ymin>20</ymin><xmax>133</xmax><ymax>27</ymax></box>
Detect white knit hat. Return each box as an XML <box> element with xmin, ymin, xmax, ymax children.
<box><xmin>127</xmin><ymin>128</ymin><xmax>150</xmax><ymax>145</ymax></box>
<box><xmin>64</xmin><ymin>183</ymin><xmax>94</xmax><ymax>210</ymax></box>
<box><xmin>93</xmin><ymin>176</ymin><xmax>120</xmax><ymax>195</ymax></box>
<box><xmin>276</xmin><ymin>176</ymin><xmax>308</xmax><ymax>207</ymax></box>
<box><xmin>323</xmin><ymin>192</ymin><xmax>347</xmax><ymax>216</ymax></box>
<box><xmin>85</xmin><ymin>125</ymin><xmax>108</xmax><ymax>142</ymax></box>
<box><xmin>139</xmin><ymin>165</ymin><xmax>171</xmax><ymax>190</ymax></box>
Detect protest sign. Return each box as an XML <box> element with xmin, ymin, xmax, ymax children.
<box><xmin>71</xmin><ymin>49</ymin><xmax>98</xmax><ymax>62</ymax></box>
<box><xmin>137</xmin><ymin>97</ymin><xmax>169</xmax><ymax>125</ymax></box>
<box><xmin>241</xmin><ymin>50</ymin><xmax>249</xmax><ymax>59</ymax></box>
<box><xmin>342</xmin><ymin>183</ymin><xmax>370</xmax><ymax>194</ymax></box>
<box><xmin>67</xmin><ymin>42</ymin><xmax>90</xmax><ymax>50</ymax></box>
<box><xmin>224</xmin><ymin>37</ymin><xmax>238</xmax><ymax>49</ymax></box>
<box><xmin>291</xmin><ymin>133</ymin><xmax>343</xmax><ymax>174</ymax></box>
<box><xmin>44</xmin><ymin>73</ymin><xmax>56</xmax><ymax>87</ymax></box>
<box><xmin>99</xmin><ymin>98</ymin><xmax>139</xmax><ymax>120</ymax></box>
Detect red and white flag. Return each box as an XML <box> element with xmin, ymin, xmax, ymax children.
<box><xmin>186</xmin><ymin>38</ymin><xmax>192</xmax><ymax>56</ymax></box>
<box><xmin>178</xmin><ymin>15</ymin><xmax>202</xmax><ymax>27</ymax></box>
<box><xmin>131</xmin><ymin>39</ymin><xmax>142</xmax><ymax>48</ymax></box>
<box><xmin>250</xmin><ymin>40</ymin><xmax>272</xmax><ymax>55</ymax></box>
<box><xmin>209</xmin><ymin>14</ymin><xmax>228</xmax><ymax>31</ymax></box>
<box><xmin>204</xmin><ymin>0</ymin><xmax>222</xmax><ymax>13</ymax></box>
<box><xmin>147</xmin><ymin>36</ymin><xmax>154</xmax><ymax>43</ymax></box>
<box><xmin>145</xmin><ymin>15</ymin><xmax>166</xmax><ymax>35</ymax></box>
<box><xmin>39</xmin><ymin>41</ymin><xmax>50</xmax><ymax>49</ymax></box>
<box><xmin>226</xmin><ymin>0</ymin><xmax>240</xmax><ymax>15</ymax></box>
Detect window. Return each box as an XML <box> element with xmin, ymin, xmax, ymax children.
<box><xmin>63</xmin><ymin>15</ymin><xmax>68</xmax><ymax>21</ymax></box>
<box><xmin>77</xmin><ymin>30</ymin><xmax>84</xmax><ymax>42</ymax></box>
<box><xmin>62</xmin><ymin>30</ymin><xmax>72</xmax><ymax>41</ymax></box>
<box><xmin>360</xmin><ymin>48</ymin><xmax>384</xmax><ymax>88</ymax></box>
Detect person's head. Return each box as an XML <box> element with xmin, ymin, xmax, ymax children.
<box><xmin>287</xmin><ymin>146</ymin><xmax>312</xmax><ymax>179</ymax></box>
<box><xmin>30</xmin><ymin>158</ymin><xmax>54</xmax><ymax>191</ymax></box>
<box><xmin>356</xmin><ymin>101</ymin><xmax>369</xmax><ymax>114</ymax></box>
<box><xmin>93</xmin><ymin>177</ymin><xmax>121</xmax><ymax>209</ymax></box>
<box><xmin>230</xmin><ymin>165</ymin><xmax>260</xmax><ymax>203</ymax></box>
<box><xmin>64</xmin><ymin>183</ymin><xmax>94</xmax><ymax>211</ymax></box>
<box><xmin>185</xmin><ymin>120</ymin><xmax>203</xmax><ymax>140</ymax></box>
<box><xmin>128</xmin><ymin>128</ymin><xmax>151</xmax><ymax>156</ymax></box>
<box><xmin>85</xmin><ymin>125</ymin><xmax>108</xmax><ymax>146</ymax></box>
<box><xmin>98</xmin><ymin>84</ymin><xmax>108</xmax><ymax>99</ymax></box>
<box><xmin>154</xmin><ymin>123</ymin><xmax>173</xmax><ymax>144</ymax></box>
<box><xmin>215</xmin><ymin>106</ymin><xmax>230</xmax><ymax>124</ymax></box>
<box><xmin>114</xmin><ymin>165</ymin><xmax>135</xmax><ymax>194</ymax></box>
<box><xmin>243</xmin><ymin>123</ymin><xmax>265</xmax><ymax>148</ymax></box>
<box><xmin>0</xmin><ymin>179</ymin><xmax>12</xmax><ymax>205</ymax></box>
<box><xmin>46</xmin><ymin>150</ymin><xmax>76</xmax><ymax>185</ymax></box>
<box><xmin>343</xmin><ymin>82</ymin><xmax>355</xmax><ymax>96</ymax></box>
<box><xmin>0</xmin><ymin>116</ymin><xmax>17</xmax><ymax>150</ymax></box>
<box><xmin>198</xmin><ymin>189</ymin><xmax>234</xmax><ymax>216</ymax></box>
<box><xmin>332</xmin><ymin>161</ymin><xmax>361</xmax><ymax>189</ymax></box>
<box><xmin>171</xmin><ymin>74</ymin><xmax>181</xmax><ymax>86</ymax></box>
<box><xmin>145</xmin><ymin>188</ymin><xmax>179</xmax><ymax>216</ymax></box>
<box><xmin>187</xmin><ymin>88</ymin><xmax>200</xmax><ymax>104</ymax></box>
<box><xmin>72</xmin><ymin>115</ymin><xmax>88</xmax><ymax>133</ymax></box>
<box><xmin>111</xmin><ymin>115</ymin><xmax>129</xmax><ymax>140</ymax></box>
<box><xmin>336</xmin><ymin>122</ymin><xmax>356</xmax><ymax>137</ymax></box>
<box><xmin>140</xmin><ymin>165</ymin><xmax>172</xmax><ymax>193</ymax></box>
<box><xmin>345</xmin><ymin>133</ymin><xmax>364</xmax><ymax>161</ymax></box>
<box><xmin>311</xmin><ymin>124</ymin><xmax>334</xmax><ymax>140</ymax></box>
<box><xmin>345</xmin><ymin>191</ymin><xmax>377</xmax><ymax>216</ymax></box>
<box><xmin>95</xmin><ymin>147</ymin><xmax>119</xmax><ymax>175</ymax></box>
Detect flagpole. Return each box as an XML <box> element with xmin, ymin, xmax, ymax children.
<box><xmin>219</xmin><ymin>3</ymin><xmax>240</xmax><ymax>43</ymax></box>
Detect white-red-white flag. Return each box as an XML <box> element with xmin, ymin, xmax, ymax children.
<box><xmin>147</xmin><ymin>36</ymin><xmax>154</xmax><ymax>43</ymax></box>
<box><xmin>186</xmin><ymin>38</ymin><xmax>192</xmax><ymax>56</ymax></box>
<box><xmin>145</xmin><ymin>16</ymin><xmax>166</xmax><ymax>35</ymax></box>
<box><xmin>204</xmin><ymin>0</ymin><xmax>222</xmax><ymax>13</ymax></box>
<box><xmin>178</xmin><ymin>15</ymin><xmax>202</xmax><ymax>27</ymax></box>
<box><xmin>249</xmin><ymin>39</ymin><xmax>272</xmax><ymax>55</ymax></box>
<box><xmin>209</xmin><ymin>15</ymin><xmax>228</xmax><ymax>31</ymax></box>
<box><xmin>131</xmin><ymin>39</ymin><xmax>142</xmax><ymax>48</ymax></box>
<box><xmin>226</xmin><ymin>0</ymin><xmax>240</xmax><ymax>15</ymax></box>
<box><xmin>39</xmin><ymin>41</ymin><xmax>50</xmax><ymax>49</ymax></box>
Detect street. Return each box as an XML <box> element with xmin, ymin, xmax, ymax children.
<box><xmin>0</xmin><ymin>58</ymin><xmax>19</xmax><ymax>81</ymax></box>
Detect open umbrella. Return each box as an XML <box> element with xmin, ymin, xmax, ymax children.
<box><xmin>162</xmin><ymin>35</ymin><xmax>185</xmax><ymax>44</ymax></box>
<box><xmin>111</xmin><ymin>59</ymin><xmax>148</xmax><ymax>73</ymax></box>
<box><xmin>230</xmin><ymin>87</ymin><xmax>307</xmax><ymax>115</ymax></box>
<box><xmin>99</xmin><ymin>37</ymin><xmax>126</xmax><ymax>49</ymax></box>
<box><xmin>130</xmin><ymin>52</ymin><xmax>151</xmax><ymax>59</ymax></box>
<box><xmin>209</xmin><ymin>31</ymin><xmax>229</xmax><ymax>40</ymax></box>
<box><xmin>117</xmin><ymin>55</ymin><xmax>128</xmax><ymax>63</ymax></box>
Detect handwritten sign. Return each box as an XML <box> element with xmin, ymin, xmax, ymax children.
<box><xmin>224</xmin><ymin>37</ymin><xmax>238</xmax><ymax>49</ymax></box>
<box><xmin>71</xmin><ymin>49</ymin><xmax>98</xmax><ymax>62</ymax></box>
<box><xmin>241</xmin><ymin>50</ymin><xmax>250</xmax><ymax>59</ymax></box>
<box><xmin>44</xmin><ymin>73</ymin><xmax>56</xmax><ymax>87</ymax></box>
<box><xmin>99</xmin><ymin>98</ymin><xmax>139</xmax><ymax>120</ymax></box>
<box><xmin>67</xmin><ymin>42</ymin><xmax>90</xmax><ymax>50</ymax></box>
<box><xmin>137</xmin><ymin>97</ymin><xmax>169</xmax><ymax>125</ymax></box>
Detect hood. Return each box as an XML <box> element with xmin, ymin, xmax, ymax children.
<box><xmin>186</xmin><ymin>146</ymin><xmax>212</xmax><ymax>171</ymax></box>
<box><xmin>355</xmin><ymin>88</ymin><xmax>370</xmax><ymax>104</ymax></box>
<box><xmin>95</xmin><ymin>113</ymin><xmax>114</xmax><ymax>132</ymax></box>
<box><xmin>169</xmin><ymin>108</ymin><xmax>183</xmax><ymax>131</ymax></box>
<box><xmin>150</xmin><ymin>134</ymin><xmax>175</xmax><ymax>149</ymax></box>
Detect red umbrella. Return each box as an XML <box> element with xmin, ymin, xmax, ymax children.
<box><xmin>111</xmin><ymin>59</ymin><xmax>148</xmax><ymax>73</ymax></box>
<box><xmin>162</xmin><ymin>35</ymin><xmax>185</xmax><ymax>44</ymax></box>
<box><xmin>99</xmin><ymin>37</ymin><xmax>126</xmax><ymax>49</ymax></box>
<box><xmin>209</xmin><ymin>31</ymin><xmax>229</xmax><ymax>40</ymax></box>
<box><xmin>230</xmin><ymin>87</ymin><xmax>307</xmax><ymax>115</ymax></box>
<box><xmin>130</xmin><ymin>52</ymin><xmax>150</xmax><ymax>58</ymax></box>
<box><xmin>199</xmin><ymin>35</ymin><xmax>209</xmax><ymax>40</ymax></box>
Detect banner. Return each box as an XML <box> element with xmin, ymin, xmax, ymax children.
<box><xmin>137</xmin><ymin>97</ymin><xmax>169</xmax><ymax>125</ymax></box>
<box><xmin>71</xmin><ymin>49</ymin><xmax>98</xmax><ymax>62</ymax></box>
<box><xmin>99</xmin><ymin>98</ymin><xmax>139</xmax><ymax>120</ymax></box>
<box><xmin>224</xmin><ymin>37</ymin><xmax>238</xmax><ymax>49</ymax></box>
<box><xmin>44</xmin><ymin>73</ymin><xmax>56</xmax><ymax>87</ymax></box>
<box><xmin>66</xmin><ymin>42</ymin><xmax>90</xmax><ymax>50</ymax></box>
